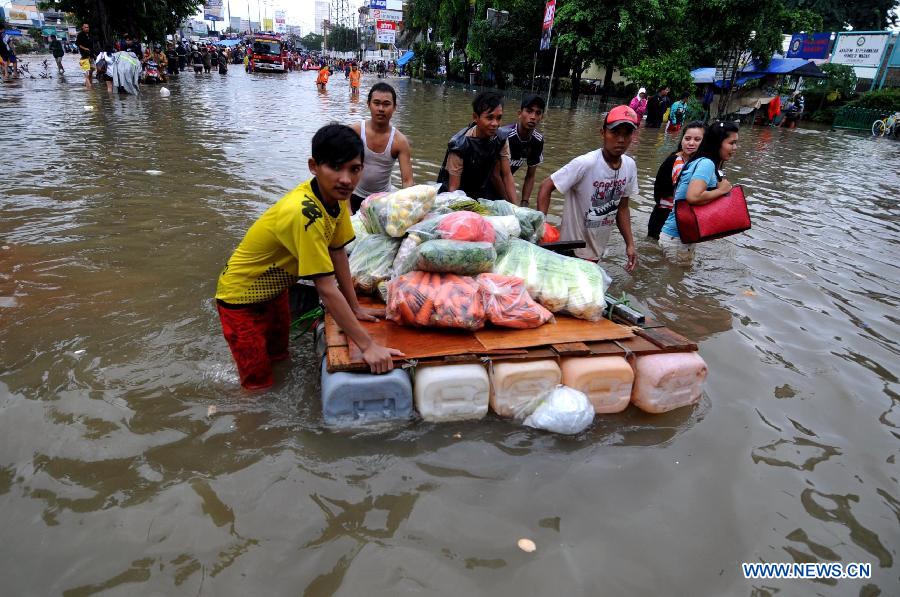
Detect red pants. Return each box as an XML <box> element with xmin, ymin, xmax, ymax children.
<box><xmin>217</xmin><ymin>291</ymin><xmax>290</xmax><ymax>389</ymax></box>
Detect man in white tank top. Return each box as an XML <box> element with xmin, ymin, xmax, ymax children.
<box><xmin>350</xmin><ymin>82</ymin><xmax>414</xmax><ymax>213</ymax></box>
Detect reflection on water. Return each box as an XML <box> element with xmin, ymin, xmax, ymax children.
<box><xmin>2</xmin><ymin>54</ymin><xmax>899</xmax><ymax>595</ymax></box>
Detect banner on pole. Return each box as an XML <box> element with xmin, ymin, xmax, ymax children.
<box><xmin>204</xmin><ymin>0</ymin><xmax>224</xmax><ymax>22</ymax></box>
<box><xmin>274</xmin><ymin>10</ymin><xmax>286</xmax><ymax>33</ymax></box>
<box><xmin>786</xmin><ymin>33</ymin><xmax>832</xmax><ymax>60</ymax></box>
<box><xmin>539</xmin><ymin>0</ymin><xmax>555</xmax><ymax>51</ymax></box>
<box><xmin>372</xmin><ymin>9</ymin><xmax>403</xmax><ymax>22</ymax></box>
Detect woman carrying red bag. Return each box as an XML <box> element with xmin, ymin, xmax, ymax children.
<box><xmin>658</xmin><ymin>121</ymin><xmax>739</xmax><ymax>266</ymax></box>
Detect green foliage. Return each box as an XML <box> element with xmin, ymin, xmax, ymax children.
<box><xmin>806</xmin><ymin>64</ymin><xmax>858</xmax><ymax>101</ymax></box>
<box><xmin>467</xmin><ymin>0</ymin><xmax>544</xmax><ymax>88</ymax></box>
<box><xmin>447</xmin><ymin>56</ymin><xmax>465</xmax><ymax>81</ymax></box>
<box><xmin>300</xmin><ymin>33</ymin><xmax>324</xmax><ymax>51</ymax></box>
<box><xmin>622</xmin><ymin>49</ymin><xmax>695</xmax><ymax>97</ymax></box>
<box><xmin>783</xmin><ymin>0</ymin><xmax>898</xmax><ymax>30</ymax></box>
<box><xmin>845</xmin><ymin>89</ymin><xmax>900</xmax><ymax>113</ymax></box>
<box><xmin>411</xmin><ymin>41</ymin><xmax>440</xmax><ymax>78</ymax></box>
<box><xmin>326</xmin><ymin>25</ymin><xmax>357</xmax><ymax>53</ymax></box>
<box><xmin>38</xmin><ymin>0</ymin><xmax>202</xmax><ymax>44</ymax></box>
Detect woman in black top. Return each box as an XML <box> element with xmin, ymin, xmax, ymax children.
<box><xmin>648</xmin><ymin>121</ymin><xmax>705</xmax><ymax>239</ymax></box>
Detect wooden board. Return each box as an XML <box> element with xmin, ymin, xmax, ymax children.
<box><xmin>346</xmin><ymin>318</ymin><xmax>490</xmax><ymax>361</ymax></box>
<box><xmin>552</xmin><ymin>342</ymin><xmax>592</xmax><ymax>357</ymax></box>
<box><xmin>475</xmin><ymin>316</ymin><xmax>632</xmax><ymax>350</ymax></box>
<box><xmin>634</xmin><ymin>325</ymin><xmax>697</xmax><ymax>352</ymax></box>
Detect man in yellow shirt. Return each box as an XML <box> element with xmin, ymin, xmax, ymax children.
<box><xmin>215</xmin><ymin>124</ymin><xmax>403</xmax><ymax>389</ymax></box>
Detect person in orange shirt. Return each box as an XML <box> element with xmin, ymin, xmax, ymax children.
<box><xmin>316</xmin><ymin>63</ymin><xmax>330</xmax><ymax>90</ymax></box>
<box><xmin>349</xmin><ymin>63</ymin><xmax>361</xmax><ymax>96</ymax></box>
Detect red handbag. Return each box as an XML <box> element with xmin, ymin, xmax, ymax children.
<box><xmin>674</xmin><ymin>184</ymin><xmax>751</xmax><ymax>243</ymax></box>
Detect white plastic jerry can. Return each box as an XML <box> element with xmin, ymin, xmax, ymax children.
<box><xmin>414</xmin><ymin>363</ymin><xmax>490</xmax><ymax>422</ymax></box>
<box><xmin>630</xmin><ymin>352</ymin><xmax>708</xmax><ymax>414</ymax></box>
<box><xmin>490</xmin><ymin>360</ymin><xmax>561</xmax><ymax>418</ymax></box>
<box><xmin>560</xmin><ymin>356</ymin><xmax>634</xmax><ymax>414</ymax></box>
<box><xmin>320</xmin><ymin>360</ymin><xmax>414</xmax><ymax>425</ymax></box>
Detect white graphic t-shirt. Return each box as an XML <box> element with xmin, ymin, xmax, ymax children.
<box><xmin>551</xmin><ymin>149</ymin><xmax>639</xmax><ymax>260</ymax></box>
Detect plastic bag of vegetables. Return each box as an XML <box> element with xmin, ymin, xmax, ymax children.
<box><xmin>478</xmin><ymin>199</ymin><xmax>545</xmax><ymax>243</ymax></box>
<box><xmin>493</xmin><ymin>239</ymin><xmax>610</xmax><ymax>321</ymax></box>
<box><xmin>344</xmin><ymin>212</ymin><xmax>369</xmax><ymax>255</ymax></box>
<box><xmin>415</xmin><ymin>240</ymin><xmax>496</xmax><ymax>275</ymax></box>
<box><xmin>391</xmin><ymin>235</ymin><xmax>423</xmax><ymax>278</ymax></box>
<box><xmin>358</xmin><ymin>185</ymin><xmax>438</xmax><ymax>237</ymax></box>
<box><xmin>406</xmin><ymin>211</ymin><xmax>496</xmax><ymax>244</ymax></box>
<box><xmin>477</xmin><ymin>273</ymin><xmax>554</xmax><ymax>329</ymax></box>
<box><xmin>387</xmin><ymin>271</ymin><xmax>486</xmax><ymax>330</ymax></box>
<box><xmin>349</xmin><ymin>234</ymin><xmax>401</xmax><ymax>294</ymax></box>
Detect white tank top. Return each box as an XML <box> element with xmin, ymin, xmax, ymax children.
<box><xmin>354</xmin><ymin>123</ymin><xmax>397</xmax><ymax>198</ymax></box>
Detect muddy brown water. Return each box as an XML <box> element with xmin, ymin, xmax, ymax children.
<box><xmin>1</xmin><ymin>54</ymin><xmax>898</xmax><ymax>596</ymax></box>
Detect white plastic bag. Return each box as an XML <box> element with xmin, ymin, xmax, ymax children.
<box><xmin>523</xmin><ymin>385</ymin><xmax>595</xmax><ymax>435</ymax></box>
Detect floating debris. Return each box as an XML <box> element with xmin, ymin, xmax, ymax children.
<box><xmin>145</xmin><ymin>170</ymin><xmax>163</xmax><ymax>176</ymax></box>
<box><xmin>517</xmin><ymin>538</ymin><xmax>536</xmax><ymax>553</ymax></box>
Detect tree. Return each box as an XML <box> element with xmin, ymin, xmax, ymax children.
<box><xmin>300</xmin><ymin>33</ymin><xmax>324</xmax><ymax>51</ymax></box>
<box><xmin>622</xmin><ymin>49</ymin><xmax>695</xmax><ymax>97</ymax></box>
<box><xmin>326</xmin><ymin>25</ymin><xmax>357</xmax><ymax>53</ymax></box>
<box><xmin>553</xmin><ymin>0</ymin><xmax>661</xmax><ymax>108</ymax></box>
<box><xmin>38</xmin><ymin>0</ymin><xmax>202</xmax><ymax>46</ymax></box>
<box><xmin>467</xmin><ymin>0</ymin><xmax>544</xmax><ymax>88</ymax></box>
<box><xmin>783</xmin><ymin>0</ymin><xmax>898</xmax><ymax>30</ymax></box>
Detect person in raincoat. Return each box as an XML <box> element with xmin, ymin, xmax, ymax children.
<box><xmin>111</xmin><ymin>49</ymin><xmax>141</xmax><ymax>95</ymax></box>
<box><xmin>629</xmin><ymin>88</ymin><xmax>648</xmax><ymax>124</ymax></box>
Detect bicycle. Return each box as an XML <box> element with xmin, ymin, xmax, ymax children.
<box><xmin>871</xmin><ymin>112</ymin><xmax>898</xmax><ymax>137</ymax></box>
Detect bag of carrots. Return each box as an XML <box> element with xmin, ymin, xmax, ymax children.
<box><xmin>477</xmin><ymin>273</ymin><xmax>554</xmax><ymax>329</ymax></box>
<box><xmin>386</xmin><ymin>271</ymin><xmax>487</xmax><ymax>330</ymax></box>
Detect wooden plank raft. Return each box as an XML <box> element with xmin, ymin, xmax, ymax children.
<box><xmin>324</xmin><ymin>299</ymin><xmax>697</xmax><ymax>373</ymax></box>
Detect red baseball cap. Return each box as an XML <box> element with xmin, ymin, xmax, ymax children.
<box><xmin>605</xmin><ymin>105</ymin><xmax>640</xmax><ymax>129</ymax></box>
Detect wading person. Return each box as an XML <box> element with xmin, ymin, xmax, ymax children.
<box><xmin>49</xmin><ymin>35</ymin><xmax>65</xmax><ymax>73</ymax></box>
<box><xmin>76</xmin><ymin>23</ymin><xmax>94</xmax><ymax>88</ymax></box>
<box><xmin>215</xmin><ymin>124</ymin><xmax>403</xmax><ymax>389</ymax></box>
<box><xmin>666</xmin><ymin>92</ymin><xmax>690</xmax><ymax>133</ymax></box>
<box><xmin>349</xmin><ymin>82</ymin><xmax>415</xmax><ymax>213</ymax></box>
<box><xmin>645</xmin><ymin>86</ymin><xmax>670</xmax><ymax>128</ymax></box>
<box><xmin>537</xmin><ymin>105</ymin><xmax>640</xmax><ymax>271</ymax></box>
<box><xmin>659</xmin><ymin>121</ymin><xmax>740</xmax><ymax>266</ymax></box>
<box><xmin>499</xmin><ymin>94</ymin><xmax>546</xmax><ymax>207</ymax></box>
<box><xmin>349</xmin><ymin>63</ymin><xmax>361</xmax><ymax>97</ymax></box>
<box><xmin>438</xmin><ymin>91</ymin><xmax>518</xmax><ymax>203</ymax></box>
<box><xmin>316</xmin><ymin>63</ymin><xmax>330</xmax><ymax>89</ymax></box>
<box><xmin>629</xmin><ymin>87</ymin><xmax>648</xmax><ymax>124</ymax></box>
<box><xmin>648</xmin><ymin>121</ymin><xmax>705</xmax><ymax>239</ymax></box>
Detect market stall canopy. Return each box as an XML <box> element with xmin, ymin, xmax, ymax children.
<box><xmin>740</xmin><ymin>57</ymin><xmax>827</xmax><ymax>78</ymax></box>
<box><xmin>3</xmin><ymin>29</ymin><xmax>25</xmax><ymax>36</ymax></box>
<box><xmin>397</xmin><ymin>50</ymin><xmax>414</xmax><ymax>67</ymax></box>
<box><xmin>690</xmin><ymin>67</ymin><xmax>763</xmax><ymax>89</ymax></box>
<box><xmin>215</xmin><ymin>39</ymin><xmax>242</xmax><ymax>47</ymax></box>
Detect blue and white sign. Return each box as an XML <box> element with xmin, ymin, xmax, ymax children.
<box><xmin>786</xmin><ymin>33</ymin><xmax>831</xmax><ymax>60</ymax></box>
<box><xmin>204</xmin><ymin>0</ymin><xmax>224</xmax><ymax>22</ymax></box>
<box><xmin>369</xmin><ymin>0</ymin><xmax>387</xmax><ymax>9</ymax></box>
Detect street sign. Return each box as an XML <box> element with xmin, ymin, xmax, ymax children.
<box><xmin>376</xmin><ymin>19</ymin><xmax>397</xmax><ymax>44</ymax></box>
<box><xmin>831</xmin><ymin>33</ymin><xmax>890</xmax><ymax>68</ymax></box>
<box><xmin>539</xmin><ymin>0</ymin><xmax>555</xmax><ymax>51</ymax></box>
<box><xmin>372</xmin><ymin>9</ymin><xmax>403</xmax><ymax>22</ymax></box>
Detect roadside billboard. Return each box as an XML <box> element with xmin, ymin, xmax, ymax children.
<box><xmin>372</xmin><ymin>9</ymin><xmax>402</xmax><ymax>23</ymax></box>
<box><xmin>204</xmin><ymin>0</ymin><xmax>224</xmax><ymax>22</ymax></box>
<box><xmin>274</xmin><ymin>10</ymin><xmax>286</xmax><ymax>34</ymax></box>
<box><xmin>786</xmin><ymin>33</ymin><xmax>831</xmax><ymax>60</ymax></box>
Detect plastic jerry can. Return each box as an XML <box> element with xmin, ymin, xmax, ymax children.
<box><xmin>490</xmin><ymin>360</ymin><xmax>561</xmax><ymax>418</ymax></box>
<box><xmin>630</xmin><ymin>352</ymin><xmax>708</xmax><ymax>414</ymax></box>
<box><xmin>320</xmin><ymin>360</ymin><xmax>413</xmax><ymax>425</ymax></box>
<box><xmin>414</xmin><ymin>363</ymin><xmax>490</xmax><ymax>422</ymax></box>
<box><xmin>560</xmin><ymin>356</ymin><xmax>634</xmax><ymax>414</ymax></box>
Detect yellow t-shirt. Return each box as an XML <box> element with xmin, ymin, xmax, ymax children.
<box><xmin>215</xmin><ymin>179</ymin><xmax>355</xmax><ymax>305</ymax></box>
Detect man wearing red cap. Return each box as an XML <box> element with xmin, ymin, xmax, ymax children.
<box><xmin>537</xmin><ymin>105</ymin><xmax>640</xmax><ymax>271</ymax></box>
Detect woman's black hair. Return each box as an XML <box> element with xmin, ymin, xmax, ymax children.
<box><xmin>678</xmin><ymin>120</ymin><xmax>706</xmax><ymax>149</ymax></box>
<box><xmin>368</xmin><ymin>82</ymin><xmax>397</xmax><ymax>104</ymax></box>
<box><xmin>311</xmin><ymin>123</ymin><xmax>365</xmax><ymax>168</ymax></box>
<box><xmin>688</xmin><ymin>120</ymin><xmax>739</xmax><ymax>169</ymax></box>
<box><xmin>472</xmin><ymin>91</ymin><xmax>504</xmax><ymax>116</ymax></box>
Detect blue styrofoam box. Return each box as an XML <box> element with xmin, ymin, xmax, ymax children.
<box><xmin>320</xmin><ymin>360</ymin><xmax>413</xmax><ymax>425</ymax></box>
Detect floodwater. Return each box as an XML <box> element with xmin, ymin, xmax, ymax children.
<box><xmin>2</xmin><ymin>54</ymin><xmax>898</xmax><ymax>596</ymax></box>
